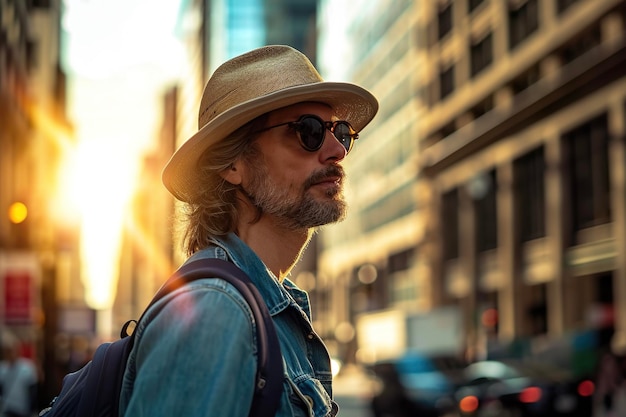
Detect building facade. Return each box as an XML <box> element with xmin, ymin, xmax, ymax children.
<box><xmin>317</xmin><ymin>0</ymin><xmax>426</xmax><ymax>362</ymax></box>
<box><xmin>318</xmin><ymin>0</ymin><xmax>626</xmax><ymax>369</ymax></box>
<box><xmin>0</xmin><ymin>0</ymin><xmax>77</xmax><ymax>403</ymax></box>
<box><xmin>422</xmin><ymin>0</ymin><xmax>626</xmax><ymax>361</ymax></box>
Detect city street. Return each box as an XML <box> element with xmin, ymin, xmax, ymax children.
<box><xmin>3</xmin><ymin>1</ymin><xmax>626</xmax><ymax>415</ymax></box>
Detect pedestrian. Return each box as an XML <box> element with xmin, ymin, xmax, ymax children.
<box><xmin>119</xmin><ymin>45</ymin><xmax>378</xmax><ymax>416</ymax></box>
<box><xmin>0</xmin><ymin>330</ymin><xmax>38</xmax><ymax>417</ymax></box>
<box><xmin>594</xmin><ymin>350</ymin><xmax>622</xmax><ymax>417</ymax></box>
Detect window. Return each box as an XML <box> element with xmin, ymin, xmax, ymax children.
<box><xmin>470</xmin><ymin>33</ymin><xmax>493</xmax><ymax>77</ymax></box>
<box><xmin>438</xmin><ymin>3</ymin><xmax>453</xmax><ymax>40</ymax></box>
<box><xmin>468</xmin><ymin>0</ymin><xmax>486</xmax><ymax>13</ymax></box>
<box><xmin>515</xmin><ymin>147</ymin><xmax>545</xmax><ymax>242</ymax></box>
<box><xmin>26</xmin><ymin>40</ymin><xmax>37</xmax><ymax>71</ymax></box>
<box><xmin>470</xmin><ymin>95</ymin><xmax>494</xmax><ymax>120</ymax></box>
<box><xmin>511</xmin><ymin>63</ymin><xmax>541</xmax><ymax>95</ymax></box>
<box><xmin>509</xmin><ymin>0</ymin><xmax>539</xmax><ymax>50</ymax></box>
<box><xmin>389</xmin><ymin>248</ymin><xmax>414</xmax><ymax>273</ymax></box>
<box><xmin>474</xmin><ymin>170</ymin><xmax>498</xmax><ymax>252</ymax></box>
<box><xmin>528</xmin><ymin>284</ymin><xmax>547</xmax><ymax>335</ymax></box>
<box><xmin>33</xmin><ymin>0</ymin><xmax>51</xmax><ymax>7</ymax></box>
<box><xmin>428</xmin><ymin>122</ymin><xmax>457</xmax><ymax>143</ymax></box>
<box><xmin>560</xmin><ymin>26</ymin><xmax>602</xmax><ymax>65</ymax></box>
<box><xmin>557</xmin><ymin>0</ymin><xmax>581</xmax><ymax>14</ymax></box>
<box><xmin>442</xmin><ymin>189</ymin><xmax>460</xmax><ymax>260</ymax></box>
<box><xmin>440</xmin><ymin>121</ymin><xmax>457</xmax><ymax>139</ymax></box>
<box><xmin>439</xmin><ymin>65</ymin><xmax>455</xmax><ymax>100</ymax></box>
<box><xmin>564</xmin><ymin>114</ymin><xmax>611</xmax><ymax>236</ymax></box>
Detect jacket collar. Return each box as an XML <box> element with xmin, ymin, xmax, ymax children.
<box><xmin>186</xmin><ymin>233</ymin><xmax>310</xmax><ymax>318</ymax></box>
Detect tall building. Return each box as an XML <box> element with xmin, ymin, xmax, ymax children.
<box><xmin>419</xmin><ymin>0</ymin><xmax>626</xmax><ymax>365</ymax></box>
<box><xmin>0</xmin><ymin>0</ymin><xmax>76</xmax><ymax>402</ymax></box>
<box><xmin>317</xmin><ymin>0</ymin><xmax>425</xmax><ymax>362</ymax></box>
<box><xmin>1</xmin><ymin>0</ymin><xmax>70</xmax><ymax>251</ymax></box>
<box><xmin>318</xmin><ymin>0</ymin><xmax>626</xmax><ymax>369</ymax></box>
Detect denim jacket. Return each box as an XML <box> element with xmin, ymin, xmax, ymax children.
<box><xmin>119</xmin><ymin>233</ymin><xmax>338</xmax><ymax>417</ymax></box>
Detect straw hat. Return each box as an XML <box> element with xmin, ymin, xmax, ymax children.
<box><xmin>162</xmin><ymin>45</ymin><xmax>378</xmax><ymax>202</ymax></box>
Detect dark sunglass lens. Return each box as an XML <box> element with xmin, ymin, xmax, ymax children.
<box><xmin>297</xmin><ymin>116</ymin><xmax>325</xmax><ymax>151</ymax></box>
<box><xmin>333</xmin><ymin>122</ymin><xmax>353</xmax><ymax>151</ymax></box>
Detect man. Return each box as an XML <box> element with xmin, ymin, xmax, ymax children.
<box><xmin>120</xmin><ymin>45</ymin><xmax>378</xmax><ymax>416</ymax></box>
<box><xmin>0</xmin><ymin>331</ymin><xmax>38</xmax><ymax>417</ymax></box>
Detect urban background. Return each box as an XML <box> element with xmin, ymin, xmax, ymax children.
<box><xmin>2</xmin><ymin>0</ymin><xmax>626</xmax><ymax>416</ymax></box>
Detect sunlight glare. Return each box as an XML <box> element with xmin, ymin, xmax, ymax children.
<box><xmin>69</xmin><ymin>141</ymin><xmax>139</xmax><ymax>310</ymax></box>
<box><xmin>60</xmin><ymin>0</ymin><xmax>184</xmax><ymax>313</ymax></box>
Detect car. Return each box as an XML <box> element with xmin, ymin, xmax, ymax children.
<box><xmin>370</xmin><ymin>352</ymin><xmax>468</xmax><ymax>417</ymax></box>
<box><xmin>453</xmin><ymin>359</ymin><xmax>595</xmax><ymax>417</ymax></box>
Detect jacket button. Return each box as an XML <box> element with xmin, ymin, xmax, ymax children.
<box><xmin>307</xmin><ymin>332</ymin><xmax>314</xmax><ymax>340</ymax></box>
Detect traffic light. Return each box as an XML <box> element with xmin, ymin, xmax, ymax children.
<box><xmin>8</xmin><ymin>201</ymin><xmax>30</xmax><ymax>247</ymax></box>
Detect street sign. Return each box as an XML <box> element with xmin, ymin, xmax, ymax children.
<box><xmin>0</xmin><ymin>251</ymin><xmax>40</xmax><ymax>324</ymax></box>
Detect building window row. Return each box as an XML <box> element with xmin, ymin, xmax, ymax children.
<box><xmin>441</xmin><ymin>110</ymin><xmax>614</xmax><ymax>261</ymax></box>
<box><xmin>435</xmin><ymin>0</ymin><xmax>539</xmax><ymax>51</ymax></box>
<box><xmin>429</xmin><ymin>5</ymin><xmax>611</xmax><ymax>145</ymax></box>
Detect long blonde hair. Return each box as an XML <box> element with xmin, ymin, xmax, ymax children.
<box><xmin>180</xmin><ymin>114</ymin><xmax>267</xmax><ymax>255</ymax></box>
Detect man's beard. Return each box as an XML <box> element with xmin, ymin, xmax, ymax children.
<box><xmin>242</xmin><ymin>159</ymin><xmax>347</xmax><ymax>230</ymax></box>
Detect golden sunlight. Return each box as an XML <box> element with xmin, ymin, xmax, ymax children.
<box><xmin>62</xmin><ymin>140</ymin><xmax>139</xmax><ymax>310</ymax></box>
<box><xmin>60</xmin><ymin>0</ymin><xmax>184</xmax><ymax>315</ymax></box>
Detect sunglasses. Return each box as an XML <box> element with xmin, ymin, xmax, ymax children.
<box><xmin>254</xmin><ymin>114</ymin><xmax>359</xmax><ymax>153</ymax></box>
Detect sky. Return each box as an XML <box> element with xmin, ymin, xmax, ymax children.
<box><xmin>62</xmin><ymin>0</ymin><xmax>184</xmax><ymax>149</ymax></box>
<box><xmin>60</xmin><ymin>0</ymin><xmax>184</xmax><ymax>309</ymax></box>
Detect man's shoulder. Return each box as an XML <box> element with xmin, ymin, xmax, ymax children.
<box><xmin>146</xmin><ymin>276</ymin><xmax>256</xmax><ymax>328</ymax></box>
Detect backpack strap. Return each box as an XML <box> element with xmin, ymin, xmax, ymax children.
<box><xmin>135</xmin><ymin>258</ymin><xmax>283</xmax><ymax>417</ymax></box>
<box><xmin>77</xmin><ymin>338</ymin><xmax>134</xmax><ymax>417</ymax></box>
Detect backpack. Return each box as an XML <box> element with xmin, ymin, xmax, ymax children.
<box><xmin>40</xmin><ymin>258</ymin><xmax>283</xmax><ymax>417</ymax></box>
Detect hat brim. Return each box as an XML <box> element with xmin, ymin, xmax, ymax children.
<box><xmin>162</xmin><ymin>81</ymin><xmax>378</xmax><ymax>202</ymax></box>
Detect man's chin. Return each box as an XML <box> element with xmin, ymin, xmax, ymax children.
<box><xmin>310</xmin><ymin>202</ymin><xmax>347</xmax><ymax>226</ymax></box>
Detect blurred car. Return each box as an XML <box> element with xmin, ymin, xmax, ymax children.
<box><xmin>370</xmin><ymin>352</ymin><xmax>468</xmax><ymax>417</ymax></box>
<box><xmin>453</xmin><ymin>359</ymin><xmax>595</xmax><ymax>417</ymax></box>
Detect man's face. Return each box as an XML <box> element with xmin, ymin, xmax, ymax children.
<box><xmin>241</xmin><ymin>102</ymin><xmax>350</xmax><ymax>230</ymax></box>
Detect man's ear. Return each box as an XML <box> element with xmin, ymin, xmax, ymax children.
<box><xmin>220</xmin><ymin>162</ymin><xmax>243</xmax><ymax>185</ymax></box>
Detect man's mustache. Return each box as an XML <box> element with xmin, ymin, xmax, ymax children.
<box><xmin>304</xmin><ymin>165</ymin><xmax>345</xmax><ymax>190</ymax></box>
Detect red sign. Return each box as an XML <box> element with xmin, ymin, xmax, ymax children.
<box><xmin>4</xmin><ymin>271</ymin><xmax>33</xmax><ymax>324</ymax></box>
